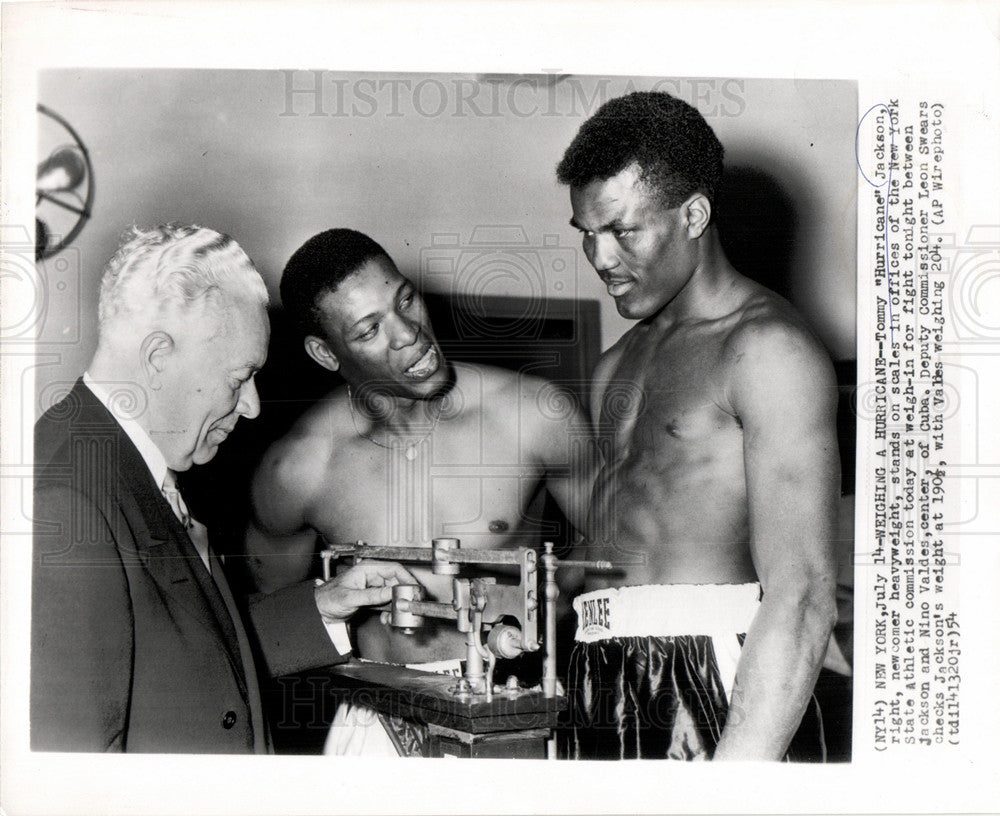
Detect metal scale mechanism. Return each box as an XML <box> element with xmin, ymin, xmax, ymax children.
<box><xmin>316</xmin><ymin>538</ymin><xmax>612</xmax><ymax>758</ymax></box>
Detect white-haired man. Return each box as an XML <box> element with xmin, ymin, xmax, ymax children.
<box><xmin>31</xmin><ymin>224</ymin><xmax>413</xmax><ymax>753</ymax></box>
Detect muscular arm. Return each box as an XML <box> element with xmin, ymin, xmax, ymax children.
<box><xmin>245</xmin><ymin>434</ymin><xmax>325</xmax><ymax>593</ymax></box>
<box><xmin>522</xmin><ymin>377</ymin><xmax>596</xmax><ymax>537</ymax></box>
<box><xmin>589</xmin><ymin>340</ymin><xmax>628</xmax><ymax>432</ymax></box>
<box><xmin>714</xmin><ymin>321</ymin><xmax>840</xmax><ymax>761</ymax></box>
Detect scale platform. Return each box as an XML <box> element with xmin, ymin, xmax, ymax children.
<box><xmin>319</xmin><ymin>660</ymin><xmax>567</xmax><ymax>758</ymax></box>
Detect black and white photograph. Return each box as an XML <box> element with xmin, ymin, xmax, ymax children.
<box><xmin>2</xmin><ymin>3</ymin><xmax>998</xmax><ymax>815</ymax></box>
<box><xmin>27</xmin><ymin>68</ymin><xmax>857</xmax><ymax>761</ymax></box>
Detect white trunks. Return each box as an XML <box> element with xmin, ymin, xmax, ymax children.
<box><xmin>324</xmin><ymin>658</ymin><xmax>464</xmax><ymax>756</ymax></box>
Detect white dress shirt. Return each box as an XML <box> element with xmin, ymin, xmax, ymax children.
<box><xmin>82</xmin><ymin>373</ymin><xmax>351</xmax><ymax>654</ymax></box>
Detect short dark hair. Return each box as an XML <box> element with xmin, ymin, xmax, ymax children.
<box><xmin>556</xmin><ymin>91</ymin><xmax>725</xmax><ymax>208</ymax></box>
<box><xmin>280</xmin><ymin>228</ymin><xmax>389</xmax><ymax>337</ymax></box>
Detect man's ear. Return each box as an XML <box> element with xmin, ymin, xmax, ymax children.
<box><xmin>681</xmin><ymin>193</ymin><xmax>712</xmax><ymax>240</ymax></box>
<box><xmin>304</xmin><ymin>335</ymin><xmax>340</xmax><ymax>372</ymax></box>
<box><xmin>139</xmin><ymin>331</ymin><xmax>175</xmax><ymax>390</ymax></box>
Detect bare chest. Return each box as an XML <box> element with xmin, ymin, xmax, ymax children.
<box><xmin>584</xmin><ymin>325</ymin><xmax>755</xmax><ymax>583</ymax></box>
<box><xmin>309</xmin><ymin>421</ymin><xmax>546</xmax><ymax>548</ymax></box>
<box><xmin>598</xmin><ymin>329</ymin><xmax>741</xmax><ymax>460</ymax></box>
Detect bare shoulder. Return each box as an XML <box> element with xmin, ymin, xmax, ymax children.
<box><xmin>254</xmin><ymin>387</ymin><xmax>348</xmax><ymax>498</ymax></box>
<box><xmin>588</xmin><ymin>328</ymin><xmax>639</xmax><ymax>422</ymax></box>
<box><xmin>590</xmin><ymin>329</ymin><xmax>635</xmax><ymax>400</ymax></box>
<box><xmin>727</xmin><ymin>290</ymin><xmax>832</xmax><ymax>373</ymax></box>
<box><xmin>452</xmin><ymin>361</ymin><xmax>540</xmax><ymax>406</ymax></box>
<box><xmin>461</xmin><ymin>362</ymin><xmax>579</xmax><ymax>411</ymax></box>
<box><xmin>453</xmin><ymin>361</ymin><xmax>586</xmax><ymax>444</ymax></box>
<box><xmin>452</xmin><ymin>360</ymin><xmax>515</xmax><ymax>392</ymax></box>
<box><xmin>722</xmin><ymin>287</ymin><xmax>836</xmax><ymax>407</ymax></box>
<box><xmin>594</xmin><ymin>329</ymin><xmax>632</xmax><ymax>381</ymax></box>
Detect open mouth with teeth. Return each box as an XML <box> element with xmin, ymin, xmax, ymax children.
<box><xmin>403</xmin><ymin>346</ymin><xmax>440</xmax><ymax>379</ymax></box>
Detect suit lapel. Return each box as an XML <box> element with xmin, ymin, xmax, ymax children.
<box><xmin>122</xmin><ymin>467</ymin><xmax>250</xmax><ymax>700</ymax></box>
<box><xmin>69</xmin><ymin>382</ymin><xmax>250</xmax><ymax>698</ymax></box>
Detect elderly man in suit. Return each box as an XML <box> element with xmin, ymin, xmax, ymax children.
<box><xmin>31</xmin><ymin>223</ymin><xmax>412</xmax><ymax>753</ymax></box>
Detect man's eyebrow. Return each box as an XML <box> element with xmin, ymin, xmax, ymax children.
<box><xmin>348</xmin><ymin>310</ymin><xmax>380</xmax><ymax>330</ymax></box>
<box><xmin>570</xmin><ymin>216</ymin><xmax>624</xmax><ymax>232</ymax></box>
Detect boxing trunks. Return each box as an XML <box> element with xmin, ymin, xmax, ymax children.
<box><xmin>566</xmin><ymin>584</ymin><xmax>826</xmax><ymax>761</ymax></box>
<box><xmin>324</xmin><ymin>658</ymin><xmax>464</xmax><ymax>756</ymax></box>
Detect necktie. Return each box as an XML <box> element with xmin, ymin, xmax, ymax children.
<box><xmin>162</xmin><ymin>471</ymin><xmax>212</xmax><ymax>574</ymax></box>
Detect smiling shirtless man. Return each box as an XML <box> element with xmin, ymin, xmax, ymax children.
<box><xmin>245</xmin><ymin>228</ymin><xmax>591</xmax><ymax>754</ymax></box>
<box><xmin>557</xmin><ymin>92</ymin><xmax>840</xmax><ymax>761</ymax></box>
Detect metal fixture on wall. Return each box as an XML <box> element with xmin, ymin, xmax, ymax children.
<box><xmin>36</xmin><ymin>104</ymin><xmax>94</xmax><ymax>261</ymax></box>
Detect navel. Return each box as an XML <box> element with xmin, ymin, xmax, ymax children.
<box><xmin>488</xmin><ymin>519</ymin><xmax>510</xmax><ymax>533</ymax></box>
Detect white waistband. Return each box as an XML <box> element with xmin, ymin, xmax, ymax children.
<box><xmin>357</xmin><ymin>656</ymin><xmax>464</xmax><ymax>676</ymax></box>
<box><xmin>573</xmin><ymin>583</ymin><xmax>761</xmax><ymax>643</ymax></box>
<box><xmin>404</xmin><ymin>658</ymin><xmax>464</xmax><ymax>676</ymax></box>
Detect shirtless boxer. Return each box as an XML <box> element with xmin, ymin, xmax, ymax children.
<box><xmin>557</xmin><ymin>92</ymin><xmax>840</xmax><ymax>761</ymax></box>
<box><xmin>246</xmin><ymin>228</ymin><xmax>591</xmax><ymax>754</ymax></box>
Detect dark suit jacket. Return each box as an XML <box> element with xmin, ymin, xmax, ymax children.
<box><xmin>31</xmin><ymin>379</ymin><xmax>345</xmax><ymax>753</ymax></box>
